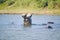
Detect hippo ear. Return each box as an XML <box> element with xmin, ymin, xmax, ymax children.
<box><xmin>22</xmin><ymin>14</ymin><xmax>26</xmax><ymax>18</ymax></box>
<box><xmin>26</xmin><ymin>13</ymin><xmax>32</xmax><ymax>18</ymax></box>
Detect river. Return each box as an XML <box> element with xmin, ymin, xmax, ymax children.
<box><xmin>0</xmin><ymin>14</ymin><xmax>60</xmax><ymax>40</ymax></box>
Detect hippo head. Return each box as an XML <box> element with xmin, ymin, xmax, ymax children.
<box><xmin>22</xmin><ymin>13</ymin><xmax>32</xmax><ymax>26</ymax></box>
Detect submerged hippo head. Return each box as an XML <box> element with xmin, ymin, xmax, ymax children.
<box><xmin>22</xmin><ymin>13</ymin><xmax>32</xmax><ymax>26</ymax></box>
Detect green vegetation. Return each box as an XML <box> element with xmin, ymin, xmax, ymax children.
<box><xmin>0</xmin><ymin>0</ymin><xmax>60</xmax><ymax>15</ymax></box>
<box><xmin>0</xmin><ymin>0</ymin><xmax>60</xmax><ymax>10</ymax></box>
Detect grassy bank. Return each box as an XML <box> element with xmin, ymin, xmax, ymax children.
<box><xmin>0</xmin><ymin>8</ymin><xmax>60</xmax><ymax>15</ymax></box>
<box><xmin>0</xmin><ymin>0</ymin><xmax>60</xmax><ymax>15</ymax></box>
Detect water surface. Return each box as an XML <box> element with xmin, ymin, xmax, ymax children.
<box><xmin>0</xmin><ymin>14</ymin><xmax>60</xmax><ymax>40</ymax></box>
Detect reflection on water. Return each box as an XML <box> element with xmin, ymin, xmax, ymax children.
<box><xmin>0</xmin><ymin>14</ymin><xmax>60</xmax><ymax>40</ymax></box>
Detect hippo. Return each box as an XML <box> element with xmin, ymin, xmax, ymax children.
<box><xmin>47</xmin><ymin>22</ymin><xmax>54</xmax><ymax>29</ymax></box>
<box><xmin>48</xmin><ymin>22</ymin><xmax>54</xmax><ymax>24</ymax></box>
<box><xmin>48</xmin><ymin>26</ymin><xmax>53</xmax><ymax>29</ymax></box>
<box><xmin>22</xmin><ymin>13</ymin><xmax>32</xmax><ymax>26</ymax></box>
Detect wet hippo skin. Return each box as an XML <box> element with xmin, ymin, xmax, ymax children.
<box><xmin>22</xmin><ymin>14</ymin><xmax>32</xmax><ymax>26</ymax></box>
